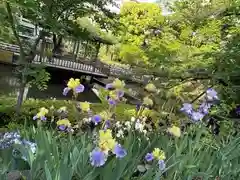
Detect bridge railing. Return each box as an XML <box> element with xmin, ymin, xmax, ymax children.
<box><xmin>0</xmin><ymin>42</ymin><xmax>152</xmax><ymax>82</ymax></box>
<box><xmin>0</xmin><ymin>42</ymin><xmax>110</xmax><ymax>76</ymax></box>
<box><xmin>49</xmin><ymin>54</ymin><xmax>111</xmax><ymax>75</ymax></box>
<box><xmin>0</xmin><ymin>42</ymin><xmax>20</xmax><ymax>53</ymax></box>
<box><xmin>98</xmin><ymin>62</ymin><xmax>151</xmax><ymax>83</ymax></box>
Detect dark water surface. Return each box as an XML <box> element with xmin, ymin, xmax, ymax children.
<box><xmin>27</xmin><ymin>83</ymin><xmax>101</xmax><ymax>103</ymax></box>
<box><xmin>0</xmin><ymin>64</ymin><xmax>101</xmax><ymax>103</ymax></box>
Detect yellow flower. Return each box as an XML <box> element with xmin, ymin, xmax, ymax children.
<box><xmin>36</xmin><ymin>107</ymin><xmax>48</xmax><ymax>117</ymax></box>
<box><xmin>99</xmin><ymin>129</ymin><xmax>113</xmax><ymax>140</ymax></box>
<box><xmin>99</xmin><ymin>129</ymin><xmax>116</xmax><ymax>152</ymax></box>
<box><xmin>145</xmin><ymin>83</ymin><xmax>157</xmax><ymax>93</ymax></box>
<box><xmin>143</xmin><ymin>97</ymin><xmax>153</xmax><ymax>106</ymax></box>
<box><xmin>99</xmin><ymin>111</ymin><xmax>111</xmax><ymax>120</ymax></box>
<box><xmin>40</xmin><ymin>107</ymin><xmax>49</xmax><ymax>114</ymax></box>
<box><xmin>152</xmin><ymin>148</ymin><xmax>166</xmax><ymax>160</ymax></box>
<box><xmin>112</xmin><ymin>78</ymin><xmax>125</xmax><ymax>89</ymax></box>
<box><xmin>59</xmin><ymin>106</ymin><xmax>67</xmax><ymax>112</ymax></box>
<box><xmin>79</xmin><ymin>101</ymin><xmax>90</xmax><ymax>112</ymax></box>
<box><xmin>142</xmin><ymin>108</ymin><xmax>152</xmax><ymax>117</ymax></box>
<box><xmin>109</xmin><ymin>90</ymin><xmax>118</xmax><ymax>100</ymax></box>
<box><xmin>57</xmin><ymin>118</ymin><xmax>71</xmax><ymax>127</ymax></box>
<box><xmin>168</xmin><ymin>126</ymin><xmax>181</xmax><ymax>137</ymax></box>
<box><xmin>67</xmin><ymin>78</ymin><xmax>80</xmax><ymax>89</ymax></box>
<box><xmin>36</xmin><ymin>112</ymin><xmax>43</xmax><ymax>118</ymax></box>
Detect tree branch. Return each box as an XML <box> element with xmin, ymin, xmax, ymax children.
<box><xmin>190</xmin><ymin>85</ymin><xmax>214</xmax><ymax>104</ymax></box>
<box><xmin>5</xmin><ymin>2</ymin><xmax>25</xmax><ymax>60</ymax></box>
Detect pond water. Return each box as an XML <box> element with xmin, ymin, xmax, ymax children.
<box><xmin>0</xmin><ymin>64</ymin><xmax>101</xmax><ymax>103</ymax></box>
<box><xmin>27</xmin><ymin>83</ymin><xmax>101</xmax><ymax>103</ymax></box>
<box><xmin>0</xmin><ymin>63</ymin><xmax>142</xmax><ymax>105</ymax></box>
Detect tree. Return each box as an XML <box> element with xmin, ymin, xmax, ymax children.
<box><xmin>3</xmin><ymin>0</ymin><xmax>117</xmax><ymax>112</ymax></box>
<box><xmin>118</xmin><ymin>1</ymin><xmax>164</xmax><ymax>66</ymax></box>
<box><xmin>0</xmin><ymin>2</ymin><xmax>14</xmax><ymax>42</ymax></box>
<box><xmin>97</xmin><ymin>0</ymin><xmax>240</xmax><ymax>125</ymax></box>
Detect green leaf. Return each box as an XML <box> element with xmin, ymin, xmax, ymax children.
<box><xmin>44</xmin><ymin>161</ymin><xmax>52</xmax><ymax>180</ymax></box>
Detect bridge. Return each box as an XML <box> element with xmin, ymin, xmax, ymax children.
<box><xmin>0</xmin><ymin>41</ymin><xmax>110</xmax><ymax>78</ymax></box>
<box><xmin>0</xmin><ymin>41</ymin><xmax>144</xmax><ymax>104</ymax></box>
<box><xmin>0</xmin><ymin>41</ymin><xmax>154</xmax><ymax>85</ymax></box>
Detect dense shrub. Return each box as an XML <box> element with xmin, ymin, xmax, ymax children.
<box><xmin>0</xmin><ymin>97</ymin><xmax>137</xmax><ymax>128</ymax></box>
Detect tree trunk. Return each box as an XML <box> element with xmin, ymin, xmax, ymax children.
<box><xmin>72</xmin><ymin>39</ymin><xmax>76</xmax><ymax>54</ymax></box>
<box><xmin>106</xmin><ymin>45</ymin><xmax>109</xmax><ymax>53</ymax></box>
<box><xmin>15</xmin><ymin>33</ymin><xmax>44</xmax><ymax>113</ymax></box>
<box><xmin>110</xmin><ymin>53</ymin><xmax>113</xmax><ymax>61</ymax></box>
<box><xmin>16</xmin><ymin>75</ymin><xmax>26</xmax><ymax>113</ymax></box>
<box><xmin>52</xmin><ymin>34</ymin><xmax>63</xmax><ymax>55</ymax></box>
<box><xmin>92</xmin><ymin>42</ymin><xmax>101</xmax><ymax>74</ymax></box>
<box><xmin>39</xmin><ymin>37</ymin><xmax>45</xmax><ymax>62</ymax></box>
<box><xmin>84</xmin><ymin>41</ymin><xmax>89</xmax><ymax>58</ymax></box>
<box><xmin>75</xmin><ymin>40</ymin><xmax>80</xmax><ymax>61</ymax></box>
<box><xmin>6</xmin><ymin>2</ymin><xmax>46</xmax><ymax>114</ymax></box>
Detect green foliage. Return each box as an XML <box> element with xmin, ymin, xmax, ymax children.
<box><xmin>119</xmin><ymin>44</ymin><xmax>148</xmax><ymax>66</ymax></box>
<box><xmin>28</xmin><ymin>67</ymin><xmax>51</xmax><ymax>91</ymax></box>
<box><xmin>75</xmin><ymin>17</ymin><xmax>118</xmax><ymax>45</ymax></box>
<box><xmin>0</xmin><ymin>2</ymin><xmax>14</xmax><ymax>43</ymax></box>
<box><xmin>120</xmin><ymin>2</ymin><xmax>164</xmax><ymax>39</ymax></box>
<box><xmin>99</xmin><ymin>0</ymin><xmax>240</xmax><ymax>127</ymax></box>
<box><xmin>0</xmin><ymin>96</ymin><xmax>136</xmax><ymax>129</ymax></box>
<box><xmin>1</xmin><ymin>0</ymin><xmax>118</xmax><ymax>112</ymax></box>
<box><xmin>116</xmin><ymin>2</ymin><xmax>164</xmax><ymax>66</ymax></box>
<box><xmin>2</xmin><ymin>125</ymin><xmax>240</xmax><ymax>179</ymax></box>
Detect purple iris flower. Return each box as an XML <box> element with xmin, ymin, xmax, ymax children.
<box><xmin>198</xmin><ymin>102</ymin><xmax>212</xmax><ymax>115</ymax></box>
<box><xmin>206</xmin><ymin>88</ymin><xmax>219</xmax><ymax>101</ymax></box>
<box><xmin>104</xmin><ymin>120</ymin><xmax>111</xmax><ymax>130</ymax></box>
<box><xmin>145</xmin><ymin>153</ymin><xmax>154</xmax><ymax>162</ymax></box>
<box><xmin>58</xmin><ymin>125</ymin><xmax>66</xmax><ymax>131</ymax></box>
<box><xmin>136</xmin><ymin>104</ymin><xmax>141</xmax><ymax>111</ymax></box>
<box><xmin>92</xmin><ymin>115</ymin><xmax>102</xmax><ymax>125</ymax></box>
<box><xmin>63</xmin><ymin>87</ymin><xmax>71</xmax><ymax>96</ymax></box>
<box><xmin>108</xmin><ymin>99</ymin><xmax>116</xmax><ymax>105</ymax></box>
<box><xmin>113</xmin><ymin>144</ymin><xmax>127</xmax><ymax>158</ymax></box>
<box><xmin>158</xmin><ymin>160</ymin><xmax>166</xmax><ymax>171</ymax></box>
<box><xmin>180</xmin><ymin>103</ymin><xmax>193</xmax><ymax>114</ymax></box>
<box><xmin>33</xmin><ymin>115</ymin><xmax>46</xmax><ymax>121</ymax></box>
<box><xmin>75</xmin><ymin>84</ymin><xmax>85</xmax><ymax>93</ymax></box>
<box><xmin>106</xmin><ymin>83</ymin><xmax>113</xmax><ymax>90</ymax></box>
<box><xmin>40</xmin><ymin>116</ymin><xmax>47</xmax><ymax>121</ymax></box>
<box><xmin>117</xmin><ymin>90</ymin><xmax>124</xmax><ymax>98</ymax></box>
<box><xmin>190</xmin><ymin>111</ymin><xmax>204</xmax><ymax>122</ymax></box>
<box><xmin>236</xmin><ymin>106</ymin><xmax>240</xmax><ymax>115</ymax></box>
<box><xmin>89</xmin><ymin>148</ymin><xmax>107</xmax><ymax>167</ymax></box>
